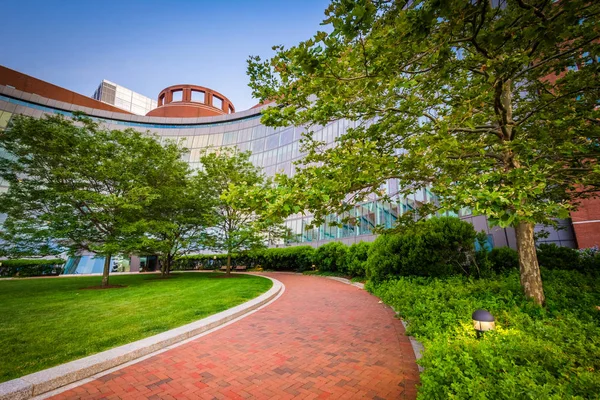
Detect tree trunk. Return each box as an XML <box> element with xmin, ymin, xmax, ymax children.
<box><xmin>166</xmin><ymin>254</ymin><xmax>172</xmax><ymax>277</ymax></box>
<box><xmin>160</xmin><ymin>257</ymin><xmax>167</xmax><ymax>278</ymax></box>
<box><xmin>160</xmin><ymin>255</ymin><xmax>171</xmax><ymax>278</ymax></box>
<box><xmin>102</xmin><ymin>254</ymin><xmax>111</xmax><ymax>288</ymax></box>
<box><xmin>227</xmin><ymin>254</ymin><xmax>231</xmax><ymax>275</ymax></box>
<box><xmin>515</xmin><ymin>221</ymin><xmax>545</xmax><ymax>305</ymax></box>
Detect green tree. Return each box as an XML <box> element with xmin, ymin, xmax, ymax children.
<box><xmin>136</xmin><ymin>156</ymin><xmax>217</xmax><ymax>278</ymax></box>
<box><xmin>198</xmin><ymin>149</ymin><xmax>287</xmax><ymax>274</ymax></box>
<box><xmin>0</xmin><ymin>114</ymin><xmax>182</xmax><ymax>287</ymax></box>
<box><xmin>248</xmin><ymin>0</ymin><xmax>600</xmax><ymax>305</ymax></box>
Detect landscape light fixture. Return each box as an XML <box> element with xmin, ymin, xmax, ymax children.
<box><xmin>472</xmin><ymin>309</ymin><xmax>495</xmax><ymax>338</ymax></box>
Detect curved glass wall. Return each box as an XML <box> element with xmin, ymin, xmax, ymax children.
<box><xmin>0</xmin><ymin>89</ymin><xmax>577</xmax><ymax>251</ymax></box>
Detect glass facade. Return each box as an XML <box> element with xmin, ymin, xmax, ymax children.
<box><xmin>0</xmin><ymin>86</ymin><xmax>577</xmax><ymax>249</ymax></box>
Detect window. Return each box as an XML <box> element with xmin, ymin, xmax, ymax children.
<box><xmin>172</xmin><ymin>90</ymin><xmax>183</xmax><ymax>102</ymax></box>
<box><xmin>159</xmin><ymin>94</ymin><xmax>165</xmax><ymax>106</ymax></box>
<box><xmin>266</xmin><ymin>133</ymin><xmax>280</xmax><ymax>150</ymax></box>
<box><xmin>213</xmin><ymin>96</ymin><xmax>223</xmax><ymax>109</ymax></box>
<box><xmin>191</xmin><ymin>90</ymin><xmax>205</xmax><ymax>103</ymax></box>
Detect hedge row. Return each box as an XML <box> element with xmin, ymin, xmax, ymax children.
<box><xmin>174</xmin><ymin>246</ymin><xmax>317</xmax><ymax>272</ymax></box>
<box><xmin>173</xmin><ymin>242</ymin><xmax>373</xmax><ymax>277</ymax></box>
<box><xmin>0</xmin><ymin>258</ymin><xmax>65</xmax><ymax>277</ymax></box>
<box><xmin>175</xmin><ymin>217</ymin><xmax>599</xmax><ymax>279</ymax></box>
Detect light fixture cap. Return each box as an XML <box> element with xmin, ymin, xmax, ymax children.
<box><xmin>472</xmin><ymin>309</ymin><xmax>494</xmax><ymax>322</ymax></box>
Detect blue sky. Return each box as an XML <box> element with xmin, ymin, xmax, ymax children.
<box><xmin>0</xmin><ymin>0</ymin><xmax>330</xmax><ymax>111</ymax></box>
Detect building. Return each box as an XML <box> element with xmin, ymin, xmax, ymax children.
<box><xmin>0</xmin><ymin>65</ymin><xmax>598</xmax><ymax>273</ymax></box>
<box><xmin>92</xmin><ymin>79</ymin><xmax>157</xmax><ymax>116</ymax></box>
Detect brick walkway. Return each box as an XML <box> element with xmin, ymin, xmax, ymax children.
<box><xmin>49</xmin><ymin>273</ymin><xmax>419</xmax><ymax>400</ymax></box>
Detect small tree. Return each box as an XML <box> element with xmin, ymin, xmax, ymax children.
<box><xmin>136</xmin><ymin>158</ymin><xmax>217</xmax><ymax>278</ymax></box>
<box><xmin>248</xmin><ymin>0</ymin><xmax>600</xmax><ymax>304</ymax></box>
<box><xmin>0</xmin><ymin>114</ymin><xmax>182</xmax><ymax>287</ymax></box>
<box><xmin>198</xmin><ymin>149</ymin><xmax>287</xmax><ymax>274</ymax></box>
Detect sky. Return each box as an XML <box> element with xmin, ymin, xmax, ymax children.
<box><xmin>0</xmin><ymin>0</ymin><xmax>331</xmax><ymax>111</ymax></box>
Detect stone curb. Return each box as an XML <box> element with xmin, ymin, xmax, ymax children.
<box><xmin>0</xmin><ymin>275</ymin><xmax>283</xmax><ymax>400</ymax></box>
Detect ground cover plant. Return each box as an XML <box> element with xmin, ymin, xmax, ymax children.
<box><xmin>0</xmin><ymin>272</ymin><xmax>271</xmax><ymax>383</ymax></box>
<box><xmin>367</xmin><ymin>270</ymin><xmax>600</xmax><ymax>399</ymax></box>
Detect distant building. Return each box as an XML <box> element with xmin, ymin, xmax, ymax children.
<box><xmin>92</xmin><ymin>79</ymin><xmax>157</xmax><ymax>115</ymax></box>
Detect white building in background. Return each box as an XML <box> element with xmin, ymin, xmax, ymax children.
<box><xmin>92</xmin><ymin>80</ymin><xmax>157</xmax><ymax>115</ymax></box>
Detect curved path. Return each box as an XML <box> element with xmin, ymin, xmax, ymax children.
<box><xmin>49</xmin><ymin>273</ymin><xmax>419</xmax><ymax>400</ymax></box>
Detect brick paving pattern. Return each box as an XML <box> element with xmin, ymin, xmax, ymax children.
<box><xmin>50</xmin><ymin>273</ymin><xmax>419</xmax><ymax>399</ymax></box>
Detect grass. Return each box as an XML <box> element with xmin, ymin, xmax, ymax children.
<box><xmin>0</xmin><ymin>272</ymin><xmax>272</xmax><ymax>383</ymax></box>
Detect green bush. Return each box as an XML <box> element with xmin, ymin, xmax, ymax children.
<box><xmin>367</xmin><ymin>270</ymin><xmax>600</xmax><ymax>398</ymax></box>
<box><xmin>314</xmin><ymin>242</ymin><xmax>348</xmax><ymax>273</ymax></box>
<box><xmin>251</xmin><ymin>246</ymin><xmax>315</xmax><ymax>271</ymax></box>
<box><xmin>174</xmin><ymin>246</ymin><xmax>315</xmax><ymax>272</ymax></box>
<box><xmin>0</xmin><ymin>259</ymin><xmax>65</xmax><ymax>277</ymax></box>
<box><xmin>489</xmin><ymin>247</ymin><xmax>519</xmax><ymax>273</ymax></box>
<box><xmin>345</xmin><ymin>242</ymin><xmax>371</xmax><ymax>278</ymax></box>
<box><xmin>579</xmin><ymin>246</ymin><xmax>600</xmax><ymax>274</ymax></box>
<box><xmin>537</xmin><ymin>243</ymin><xmax>581</xmax><ymax>270</ymax></box>
<box><xmin>366</xmin><ymin>217</ymin><xmax>477</xmax><ymax>282</ymax></box>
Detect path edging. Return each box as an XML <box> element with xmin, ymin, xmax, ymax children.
<box><xmin>0</xmin><ymin>275</ymin><xmax>283</xmax><ymax>400</ymax></box>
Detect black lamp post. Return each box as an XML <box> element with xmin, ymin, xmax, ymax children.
<box><xmin>472</xmin><ymin>309</ymin><xmax>495</xmax><ymax>338</ymax></box>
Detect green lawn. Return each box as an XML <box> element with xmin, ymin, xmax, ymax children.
<box><xmin>0</xmin><ymin>272</ymin><xmax>272</xmax><ymax>383</ymax></box>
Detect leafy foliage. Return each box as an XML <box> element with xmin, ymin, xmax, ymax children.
<box><xmin>368</xmin><ymin>270</ymin><xmax>600</xmax><ymax>399</ymax></box>
<box><xmin>537</xmin><ymin>243</ymin><xmax>581</xmax><ymax>270</ymax></box>
<box><xmin>198</xmin><ymin>150</ymin><xmax>289</xmax><ymax>273</ymax></box>
<box><xmin>248</xmin><ymin>0</ymin><xmax>600</xmax><ymax>304</ymax></box>
<box><xmin>366</xmin><ymin>217</ymin><xmax>477</xmax><ymax>282</ymax></box>
<box><xmin>135</xmin><ymin>148</ymin><xmax>217</xmax><ymax>277</ymax></box>
<box><xmin>345</xmin><ymin>241</ymin><xmax>371</xmax><ymax>278</ymax></box>
<box><xmin>314</xmin><ymin>241</ymin><xmax>348</xmax><ymax>273</ymax></box>
<box><xmin>0</xmin><ymin>114</ymin><xmax>187</xmax><ymax>285</ymax></box>
<box><xmin>580</xmin><ymin>246</ymin><xmax>600</xmax><ymax>274</ymax></box>
<box><xmin>0</xmin><ymin>258</ymin><xmax>65</xmax><ymax>277</ymax></box>
<box><xmin>488</xmin><ymin>247</ymin><xmax>519</xmax><ymax>273</ymax></box>
<box><xmin>175</xmin><ymin>246</ymin><xmax>316</xmax><ymax>272</ymax></box>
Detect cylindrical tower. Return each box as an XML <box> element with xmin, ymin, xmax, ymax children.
<box><xmin>146</xmin><ymin>84</ymin><xmax>235</xmax><ymax>117</ymax></box>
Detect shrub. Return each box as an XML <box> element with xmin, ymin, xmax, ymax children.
<box><xmin>314</xmin><ymin>242</ymin><xmax>348</xmax><ymax>273</ymax></box>
<box><xmin>345</xmin><ymin>242</ymin><xmax>371</xmax><ymax>278</ymax></box>
<box><xmin>366</xmin><ymin>217</ymin><xmax>477</xmax><ymax>282</ymax></box>
<box><xmin>252</xmin><ymin>246</ymin><xmax>315</xmax><ymax>271</ymax></box>
<box><xmin>579</xmin><ymin>246</ymin><xmax>600</xmax><ymax>275</ymax></box>
<box><xmin>489</xmin><ymin>247</ymin><xmax>519</xmax><ymax>273</ymax></box>
<box><xmin>0</xmin><ymin>259</ymin><xmax>65</xmax><ymax>277</ymax></box>
<box><xmin>174</xmin><ymin>247</ymin><xmax>315</xmax><ymax>272</ymax></box>
<box><xmin>367</xmin><ymin>270</ymin><xmax>600</xmax><ymax>398</ymax></box>
<box><xmin>537</xmin><ymin>243</ymin><xmax>581</xmax><ymax>270</ymax></box>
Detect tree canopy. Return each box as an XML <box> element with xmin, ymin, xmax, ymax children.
<box><xmin>248</xmin><ymin>0</ymin><xmax>600</xmax><ymax>304</ymax></box>
<box><xmin>0</xmin><ymin>114</ymin><xmax>187</xmax><ymax>286</ymax></box>
<box><xmin>198</xmin><ymin>149</ymin><xmax>289</xmax><ymax>273</ymax></box>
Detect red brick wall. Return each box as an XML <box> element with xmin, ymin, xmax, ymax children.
<box><xmin>571</xmin><ymin>196</ymin><xmax>600</xmax><ymax>249</ymax></box>
<box><xmin>145</xmin><ymin>103</ymin><xmax>225</xmax><ymax>118</ymax></box>
<box><xmin>146</xmin><ymin>84</ymin><xmax>234</xmax><ymax>117</ymax></box>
